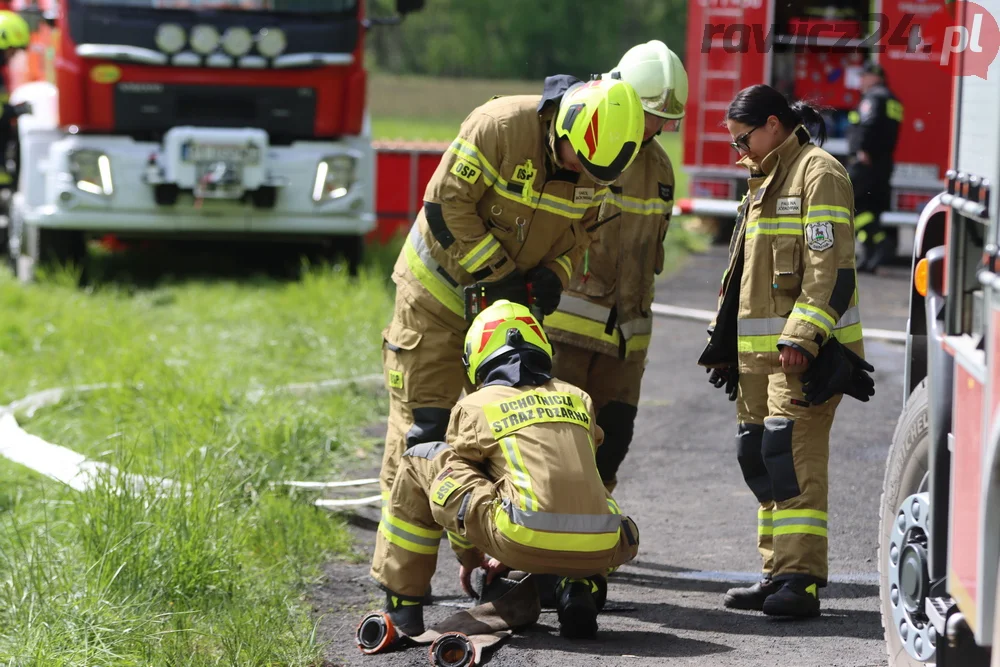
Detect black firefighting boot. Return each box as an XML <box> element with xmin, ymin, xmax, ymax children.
<box><xmin>536</xmin><ymin>573</ymin><xmax>560</xmax><ymax>609</ymax></box>
<box><xmin>761</xmin><ymin>577</ymin><xmax>821</xmax><ymax>618</ymax></box>
<box><xmin>722</xmin><ymin>574</ymin><xmax>782</xmax><ymax>611</ymax></box>
<box><xmin>555</xmin><ymin>576</ymin><xmax>606</xmax><ymax>639</ymax></box>
<box><xmin>384</xmin><ymin>591</ymin><xmax>425</xmax><ymax>637</ymax></box>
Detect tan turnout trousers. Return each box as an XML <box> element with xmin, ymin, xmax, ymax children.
<box><xmin>735</xmin><ymin>372</ymin><xmax>841</xmax><ymax>584</ymax></box>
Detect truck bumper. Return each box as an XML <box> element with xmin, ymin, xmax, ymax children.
<box><xmin>17</xmin><ymin>129</ymin><xmax>376</xmax><ymax>237</ymax></box>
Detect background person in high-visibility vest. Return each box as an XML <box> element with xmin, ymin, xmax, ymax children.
<box><xmin>369</xmin><ymin>300</ymin><xmax>640</xmax><ymax>642</ymax></box>
<box><xmin>847</xmin><ymin>61</ymin><xmax>902</xmax><ymax>274</ymax></box>
<box><xmin>377</xmin><ymin>78</ymin><xmax>645</xmax><ymax>506</ymax></box>
<box><xmin>546</xmin><ymin>40</ymin><xmax>687</xmax><ymax>494</ymax></box>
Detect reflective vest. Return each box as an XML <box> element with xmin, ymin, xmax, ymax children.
<box><xmin>545</xmin><ymin>139</ymin><xmax>674</xmax><ymax>359</ymax></box>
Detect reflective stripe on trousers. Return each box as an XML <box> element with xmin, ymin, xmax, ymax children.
<box><xmin>494</xmin><ymin>497</ymin><xmax>622</xmax><ymax>552</ymax></box>
<box><xmin>547</xmin><ymin>295</ymin><xmax>653</xmax><ymax>355</ymax></box>
<box><xmin>402</xmin><ymin>223</ymin><xmax>465</xmax><ymax>317</ymax></box>
<box><xmin>735</xmin><ymin>305</ymin><xmax>863</xmax><ymax>353</ymax></box>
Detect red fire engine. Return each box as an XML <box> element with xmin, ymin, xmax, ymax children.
<box><xmin>679</xmin><ymin>0</ymin><xmax>952</xmax><ymax>255</ymax></box>
<box><xmin>878</xmin><ymin>0</ymin><xmax>1000</xmax><ymax>665</ymax></box>
<box><xmin>0</xmin><ymin>0</ymin><xmax>423</xmax><ymax>275</ymax></box>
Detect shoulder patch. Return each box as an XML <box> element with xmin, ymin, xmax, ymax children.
<box><xmin>658</xmin><ymin>183</ymin><xmax>674</xmax><ymax>201</ymax></box>
<box><xmin>451</xmin><ymin>159</ymin><xmax>482</xmax><ymax>185</ymax></box>
<box><xmin>805</xmin><ymin>221</ymin><xmax>835</xmax><ymax>251</ymax></box>
<box><xmin>775</xmin><ymin>196</ymin><xmax>802</xmax><ymax>215</ymax></box>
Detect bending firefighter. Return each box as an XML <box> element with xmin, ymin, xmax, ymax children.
<box><xmin>547</xmin><ymin>40</ymin><xmax>687</xmax><ymax>492</ymax></box>
<box><xmin>699</xmin><ymin>85</ymin><xmax>875</xmax><ymax>617</ymax></box>
<box><xmin>379</xmin><ymin>77</ymin><xmax>645</xmax><ymax>502</ymax></box>
<box><xmin>368</xmin><ymin>300</ymin><xmax>640</xmax><ymax>641</ymax></box>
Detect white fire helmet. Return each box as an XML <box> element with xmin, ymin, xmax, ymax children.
<box><xmin>607</xmin><ymin>40</ymin><xmax>688</xmax><ymax>120</ymax></box>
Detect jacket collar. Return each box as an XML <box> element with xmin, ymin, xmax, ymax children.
<box><xmin>737</xmin><ymin>124</ymin><xmax>812</xmax><ymax>177</ymax></box>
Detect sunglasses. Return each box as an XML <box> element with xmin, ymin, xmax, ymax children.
<box><xmin>731</xmin><ymin>126</ymin><xmax>759</xmax><ymax>152</ymax></box>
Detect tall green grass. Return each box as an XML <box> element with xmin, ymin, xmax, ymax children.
<box><xmin>0</xmin><ymin>254</ymin><xmax>396</xmax><ymax>665</ymax></box>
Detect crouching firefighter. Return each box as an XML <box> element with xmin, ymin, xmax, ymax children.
<box><xmin>378</xmin><ymin>76</ymin><xmax>646</xmax><ymax>508</ymax></box>
<box><xmin>365</xmin><ymin>300</ymin><xmax>640</xmax><ymax>647</ymax></box>
<box><xmin>699</xmin><ymin>84</ymin><xmax>875</xmax><ymax>618</ymax></box>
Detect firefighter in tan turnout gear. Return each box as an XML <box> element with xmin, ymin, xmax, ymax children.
<box><xmin>699</xmin><ymin>85</ymin><xmax>875</xmax><ymax>618</ymax></box>
<box><xmin>548</xmin><ymin>40</ymin><xmax>688</xmax><ymax>493</ymax></box>
<box><xmin>378</xmin><ymin>77</ymin><xmax>646</xmax><ymax>503</ymax></box>
<box><xmin>369</xmin><ymin>300</ymin><xmax>640</xmax><ymax>641</ymax></box>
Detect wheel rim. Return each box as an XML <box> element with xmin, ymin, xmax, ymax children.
<box><xmin>888</xmin><ymin>491</ymin><xmax>937</xmax><ymax>662</ymax></box>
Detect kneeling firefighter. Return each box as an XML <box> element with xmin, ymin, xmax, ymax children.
<box><xmin>547</xmin><ymin>39</ymin><xmax>688</xmax><ymax>493</ymax></box>
<box><xmin>699</xmin><ymin>84</ymin><xmax>875</xmax><ymax>618</ymax></box>
<box><xmin>378</xmin><ymin>77</ymin><xmax>646</xmax><ymax>506</ymax></box>
<box><xmin>368</xmin><ymin>300</ymin><xmax>640</xmax><ymax>642</ymax></box>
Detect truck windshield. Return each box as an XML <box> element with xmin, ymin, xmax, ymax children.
<box><xmin>76</xmin><ymin>0</ymin><xmax>356</xmax><ymax>12</ymax></box>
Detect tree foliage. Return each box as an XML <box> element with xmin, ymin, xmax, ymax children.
<box><xmin>366</xmin><ymin>0</ymin><xmax>688</xmax><ymax>81</ymax></box>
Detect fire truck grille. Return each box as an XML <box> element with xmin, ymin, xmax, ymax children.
<box><xmin>114</xmin><ymin>83</ymin><xmax>317</xmax><ymax>145</ymax></box>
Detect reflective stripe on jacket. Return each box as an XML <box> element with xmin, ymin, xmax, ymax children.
<box><xmin>445</xmin><ymin>379</ymin><xmax>622</xmax><ymax>553</ymax></box>
<box><xmin>545</xmin><ymin>139</ymin><xmax>674</xmax><ymax>359</ymax></box>
<box><xmin>718</xmin><ymin>125</ymin><xmax>866</xmax><ymax>374</ymax></box>
<box><xmin>392</xmin><ymin>93</ymin><xmax>607</xmax><ymax>319</ymax></box>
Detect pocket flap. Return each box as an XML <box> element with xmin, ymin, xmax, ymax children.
<box><xmin>383</xmin><ymin>321</ymin><xmax>423</xmax><ymax>352</ymax></box>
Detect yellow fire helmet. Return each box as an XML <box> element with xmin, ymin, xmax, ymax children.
<box><xmin>462</xmin><ymin>299</ymin><xmax>553</xmax><ymax>385</ymax></box>
<box><xmin>555</xmin><ymin>77</ymin><xmax>644</xmax><ymax>185</ymax></box>
<box><xmin>0</xmin><ymin>11</ymin><xmax>31</xmax><ymax>50</ymax></box>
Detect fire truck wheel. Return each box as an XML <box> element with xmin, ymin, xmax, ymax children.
<box><xmin>993</xmin><ymin>564</ymin><xmax>1000</xmax><ymax>667</ymax></box>
<box><xmin>879</xmin><ymin>379</ymin><xmax>933</xmax><ymax>666</ymax></box>
<box><xmin>336</xmin><ymin>234</ymin><xmax>363</xmax><ymax>277</ymax></box>
<box><xmin>28</xmin><ymin>226</ymin><xmax>87</xmax><ymax>274</ymax></box>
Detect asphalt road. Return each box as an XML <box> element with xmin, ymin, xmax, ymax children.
<box><xmin>314</xmin><ymin>246</ymin><xmax>913</xmax><ymax>667</ymax></box>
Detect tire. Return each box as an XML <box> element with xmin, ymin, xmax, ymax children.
<box><xmin>28</xmin><ymin>226</ymin><xmax>86</xmax><ymax>269</ymax></box>
<box><xmin>992</xmin><ymin>563</ymin><xmax>1000</xmax><ymax>667</ymax></box>
<box><xmin>342</xmin><ymin>233</ymin><xmax>363</xmax><ymax>277</ymax></box>
<box><xmin>879</xmin><ymin>379</ymin><xmax>933</xmax><ymax>666</ymax></box>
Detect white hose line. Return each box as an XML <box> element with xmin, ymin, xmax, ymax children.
<box><xmin>0</xmin><ymin>375</ymin><xmax>387</xmax><ymax>505</ymax></box>
<box><xmin>650</xmin><ymin>302</ymin><xmax>907</xmax><ymax>345</ymax></box>
<box><xmin>0</xmin><ymin>412</ymin><xmax>175</xmax><ymax>494</ymax></box>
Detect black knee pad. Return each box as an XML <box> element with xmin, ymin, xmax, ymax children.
<box><xmin>736</xmin><ymin>423</ymin><xmax>772</xmax><ymax>503</ymax></box>
<box><xmin>405</xmin><ymin>407</ymin><xmax>451</xmax><ymax>448</ymax></box>
<box><xmin>761</xmin><ymin>417</ymin><xmax>802</xmax><ymax>502</ymax></box>
<box><xmin>595</xmin><ymin>402</ymin><xmax>638</xmax><ymax>483</ymax></box>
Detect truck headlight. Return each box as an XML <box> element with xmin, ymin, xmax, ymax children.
<box><xmin>312</xmin><ymin>155</ymin><xmax>356</xmax><ymax>202</ymax></box>
<box><xmin>69</xmin><ymin>149</ymin><xmax>113</xmax><ymax>196</ymax></box>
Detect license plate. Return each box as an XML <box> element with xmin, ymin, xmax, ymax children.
<box><xmin>184</xmin><ymin>143</ymin><xmax>261</xmax><ymax>165</ymax></box>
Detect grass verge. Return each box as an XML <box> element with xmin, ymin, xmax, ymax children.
<box><xmin>0</xmin><ymin>253</ymin><xmax>395</xmax><ymax>666</ymax></box>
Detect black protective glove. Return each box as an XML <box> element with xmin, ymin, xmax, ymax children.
<box><xmin>12</xmin><ymin>101</ymin><xmax>31</xmax><ymax>117</ymax></box>
<box><xmin>524</xmin><ymin>266</ymin><xmax>563</xmax><ymax>316</ymax></box>
<box><xmin>801</xmin><ymin>337</ymin><xmax>876</xmax><ymax>405</ymax></box>
<box><xmin>706</xmin><ymin>365</ymin><xmax>738</xmax><ymax>401</ymax></box>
